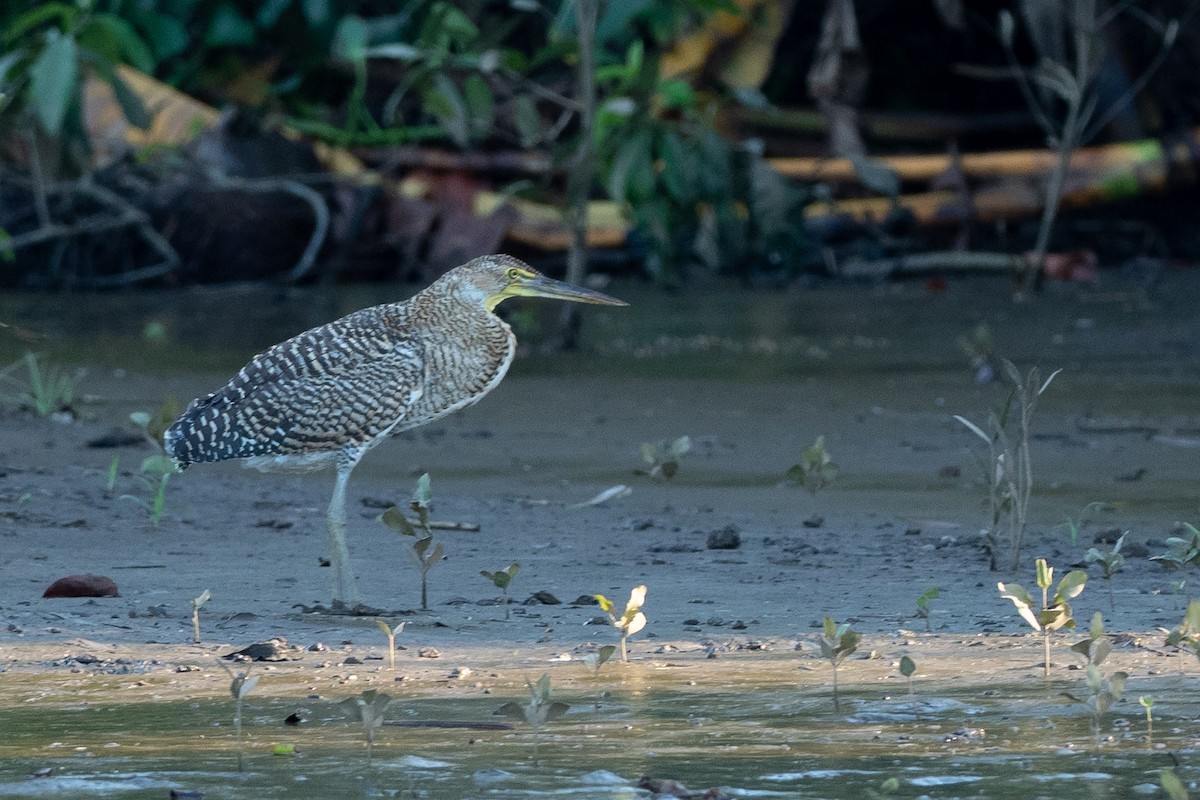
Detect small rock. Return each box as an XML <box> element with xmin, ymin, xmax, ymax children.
<box><xmin>308</xmin><ymin>642</ymin><xmax>327</xmax><ymax>652</ymax></box>
<box><xmin>525</xmin><ymin>590</ymin><xmax>561</xmax><ymax>605</ymax></box>
<box><xmin>418</xmin><ymin>647</ymin><xmax>441</xmax><ymax>659</ymax></box>
<box><xmin>904</xmin><ymin>527</ymin><xmax>922</xmax><ymax>536</ymax></box>
<box><xmin>43</xmin><ymin>574</ymin><xmax>119</xmax><ymax>598</ymax></box>
<box><xmin>802</xmin><ymin>515</ymin><xmax>824</xmax><ymax>529</ymax></box>
<box><xmin>706</xmin><ymin>525</ymin><xmax>741</xmax><ymax>550</ymax></box>
<box><xmin>343</xmin><ymin>656</ymin><xmax>363</xmax><ymax>665</ymax></box>
<box><xmin>569</xmin><ymin>595</ymin><xmax>597</xmax><ymax>605</ymax></box>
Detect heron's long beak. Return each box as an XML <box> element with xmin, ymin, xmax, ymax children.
<box><xmin>513</xmin><ymin>274</ymin><xmax>628</xmax><ymax>306</ymax></box>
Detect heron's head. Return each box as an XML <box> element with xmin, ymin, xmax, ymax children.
<box><xmin>453</xmin><ymin>255</ymin><xmax>627</xmax><ymax>312</ymax></box>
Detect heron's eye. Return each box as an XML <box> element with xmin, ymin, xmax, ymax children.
<box><xmin>505</xmin><ymin>268</ymin><xmax>522</xmax><ymax>281</ymax></box>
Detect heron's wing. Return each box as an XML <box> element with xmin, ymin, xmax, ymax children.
<box><xmin>167</xmin><ymin>307</ymin><xmax>425</xmax><ymax>464</ymax></box>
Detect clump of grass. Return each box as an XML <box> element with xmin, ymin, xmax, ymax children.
<box><xmin>787</xmin><ymin>435</ymin><xmax>838</xmax><ymax>495</ymax></box>
<box><xmin>380</xmin><ymin>473</ymin><xmax>442</xmax><ymax>610</ymax></box>
<box><xmin>998</xmin><ymin>558</ymin><xmax>1087</xmax><ymax>677</ymax></box>
<box><xmin>0</xmin><ymin>352</ymin><xmax>79</xmax><ymax>416</ymax></box>
<box><xmin>480</xmin><ymin>563</ymin><xmax>520</xmax><ymax>620</ymax></box>
<box><xmin>955</xmin><ymin>361</ymin><xmax>1060</xmax><ymax>571</ymax></box>
<box><xmin>818</xmin><ymin>616</ymin><xmax>861</xmax><ymax>710</ymax></box>
<box><xmin>594</xmin><ymin>585</ymin><xmax>647</xmax><ymax>663</ymax></box>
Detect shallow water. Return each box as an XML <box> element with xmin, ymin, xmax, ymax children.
<box><xmin>1</xmin><ymin>665</ymin><xmax>1195</xmax><ymax>799</ymax></box>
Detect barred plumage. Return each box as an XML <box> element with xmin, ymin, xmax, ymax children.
<box><xmin>164</xmin><ymin>254</ymin><xmax>626</xmax><ymax>608</ymax></box>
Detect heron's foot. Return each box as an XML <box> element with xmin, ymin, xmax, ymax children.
<box><xmin>293</xmin><ymin>600</ymin><xmax>388</xmax><ymax>616</ymax></box>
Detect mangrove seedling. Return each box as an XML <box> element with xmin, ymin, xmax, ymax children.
<box><xmin>105</xmin><ymin>454</ymin><xmax>119</xmax><ymax>495</ymax></box>
<box><xmin>480</xmin><ymin>562</ymin><xmax>520</xmax><ymax>620</ymax></box>
<box><xmin>1139</xmin><ymin>696</ymin><xmax>1155</xmax><ymax>743</ymax></box>
<box><xmin>121</xmin><ymin>403</ymin><xmax>181</xmax><ymax>527</ymax></box>
<box><xmin>226</xmin><ymin>668</ymin><xmax>260</xmax><ymax>772</ymax></box>
<box><xmin>1064</xmin><ymin>612</ymin><xmax>1126</xmax><ymax>736</ymax></box>
<box><xmin>639</xmin><ymin>436</ymin><xmax>691</xmax><ymax>480</ymax></box>
<box><xmin>1165</xmin><ymin>599</ymin><xmax>1200</xmax><ymax>665</ymax></box>
<box><xmin>375</xmin><ymin>619</ymin><xmax>405</xmax><ymax>671</ymax></box>
<box><xmin>899</xmin><ymin>655</ymin><xmax>917</xmax><ymax>696</ymax></box>
<box><xmin>1151</xmin><ymin>523</ymin><xmax>1200</xmax><ymax>576</ymax></box>
<box><xmin>494</xmin><ymin>673</ymin><xmax>569</xmax><ymax>764</ymax></box>
<box><xmin>343</xmin><ymin>689</ymin><xmax>392</xmax><ymax>762</ymax></box>
<box><xmin>579</xmin><ymin>645</ymin><xmax>617</xmax><ymax>675</ymax></box>
<box><xmin>915</xmin><ymin>586</ymin><xmax>940</xmax><ymax>632</ymax></box>
<box><xmin>594</xmin><ymin>584</ymin><xmax>647</xmax><ymax>662</ymax></box>
<box><xmin>380</xmin><ymin>473</ymin><xmax>442</xmax><ymax>610</ymax></box>
<box><xmin>955</xmin><ymin>361</ymin><xmax>1060</xmax><ymax>571</ymax></box>
<box><xmin>998</xmin><ymin>558</ymin><xmax>1087</xmax><ymax>677</ymax></box>
<box><xmin>787</xmin><ymin>435</ymin><xmax>839</xmax><ymax>495</ymax></box>
<box><xmin>1085</xmin><ymin>532</ymin><xmax>1126</xmax><ymax>611</ymax></box>
<box><xmin>191</xmin><ymin>589</ymin><xmax>211</xmax><ymax>644</ymax></box>
<box><xmin>818</xmin><ymin>616</ymin><xmax>861</xmax><ymax>710</ymax></box>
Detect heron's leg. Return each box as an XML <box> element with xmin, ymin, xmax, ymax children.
<box><xmin>327</xmin><ymin>459</ymin><xmax>361</xmax><ymax>607</ymax></box>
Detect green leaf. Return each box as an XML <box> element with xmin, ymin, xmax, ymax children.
<box><xmin>899</xmin><ymin>655</ymin><xmax>915</xmax><ymax>678</ymax></box>
<box><xmin>594</xmin><ymin>594</ymin><xmax>613</xmax><ymax>613</ymax></box>
<box><xmin>204</xmin><ymin>2</ymin><xmax>257</xmax><ymax>47</ymax></box>
<box><xmin>412</xmin><ymin>473</ymin><xmax>432</xmax><ymax>509</ymax></box>
<box><xmin>333</xmin><ymin>14</ymin><xmax>368</xmax><ymax>61</ymax></box>
<box><xmin>380</xmin><ymin>505</ymin><xmax>416</xmax><ymax>535</ymax></box>
<box><xmin>822</xmin><ymin>616</ymin><xmax>837</xmax><ymax>641</ymax></box>
<box><xmin>29</xmin><ymin>30</ymin><xmax>78</xmax><ymax>136</ymax></box>
<box><xmin>494</xmin><ymin>701</ymin><xmax>524</xmax><ymax>720</ymax></box>
<box><xmin>2</xmin><ymin>3</ymin><xmax>78</xmax><ymax>46</ymax></box>
<box><xmin>1186</xmin><ymin>599</ymin><xmax>1200</xmax><ymax>634</ymax></box>
<box><xmin>1035</xmin><ymin>559</ymin><xmax>1052</xmax><ymax>590</ymax></box>
<box><xmin>997</xmin><ymin>582</ymin><xmax>1041</xmax><ymax>631</ymax></box>
<box><xmin>89</xmin><ymin>14</ymin><xmax>155</xmax><ymax>72</ymax></box>
<box><xmin>1055</xmin><ymin>570</ymin><xmax>1088</xmax><ymax>602</ymax></box>
<box><xmin>256</xmin><ymin>0</ymin><xmax>292</xmax><ymax>28</ymax></box>
<box><xmin>462</xmin><ymin>73</ymin><xmax>494</xmax><ymax>139</ymax></box>
<box><xmin>136</xmin><ymin>13</ymin><xmax>189</xmax><ymax>60</ymax></box>
<box><xmin>86</xmin><ymin>56</ymin><xmax>150</xmax><ymax>129</ymax></box>
<box><xmin>512</xmin><ymin>93</ymin><xmax>541</xmax><ymax>147</ymax></box>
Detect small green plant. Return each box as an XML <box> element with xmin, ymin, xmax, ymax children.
<box><xmin>494</xmin><ymin>673</ymin><xmax>569</xmax><ymax>764</ymax></box>
<box><xmin>915</xmin><ymin>587</ymin><xmax>940</xmax><ymax>632</ymax></box>
<box><xmin>1151</xmin><ymin>523</ymin><xmax>1200</xmax><ymax>580</ymax></box>
<box><xmin>594</xmin><ymin>585</ymin><xmax>647</xmax><ymax>663</ymax></box>
<box><xmin>1165</xmin><ymin>599</ymin><xmax>1200</xmax><ymax>665</ymax></box>
<box><xmin>120</xmin><ymin>402</ymin><xmax>181</xmax><ymax>527</ymax></box>
<box><xmin>0</xmin><ymin>352</ymin><xmax>79</xmax><ymax>416</ymax></box>
<box><xmin>380</xmin><ymin>473</ymin><xmax>443</xmax><ymax>610</ymax></box>
<box><xmin>1139</xmin><ymin>696</ymin><xmax>1155</xmax><ymax>743</ymax></box>
<box><xmin>787</xmin><ymin>435</ymin><xmax>839</xmax><ymax>495</ymax></box>
<box><xmin>480</xmin><ymin>563</ymin><xmax>520</xmax><ymax>620</ymax></box>
<box><xmin>818</xmin><ymin>616</ymin><xmax>861</xmax><ymax>710</ymax></box>
<box><xmin>955</xmin><ymin>361</ymin><xmax>1060</xmax><ymax>571</ymax></box>
<box><xmin>639</xmin><ymin>436</ymin><xmax>691</xmax><ymax>480</ymax></box>
<box><xmin>957</xmin><ymin>322</ymin><xmax>997</xmax><ymax>380</ymax></box>
<box><xmin>223</xmin><ymin>667</ymin><xmax>260</xmax><ymax>772</ymax></box>
<box><xmin>1055</xmin><ymin>501</ymin><xmax>1111</xmax><ymax>544</ymax></box>
<box><xmin>1064</xmin><ymin>613</ymin><xmax>1126</xmax><ymax>737</ymax></box>
<box><xmin>191</xmin><ymin>589</ymin><xmax>210</xmax><ymax>644</ymax></box>
<box><xmin>342</xmin><ymin>689</ymin><xmax>392</xmax><ymax>762</ymax></box>
<box><xmin>580</xmin><ymin>645</ymin><xmax>617</xmax><ymax>675</ymax></box>
<box><xmin>998</xmin><ymin>558</ymin><xmax>1087</xmax><ymax>677</ymax></box>
<box><xmin>898</xmin><ymin>655</ymin><xmax>917</xmax><ymax>696</ymax></box>
<box><xmin>375</xmin><ymin>619</ymin><xmax>406</xmax><ymax>671</ymax></box>
<box><xmin>1085</xmin><ymin>532</ymin><xmax>1126</xmax><ymax>611</ymax></box>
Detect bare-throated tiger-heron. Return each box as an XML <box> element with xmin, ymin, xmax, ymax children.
<box><xmin>164</xmin><ymin>255</ymin><xmax>627</xmax><ymax>607</ymax></box>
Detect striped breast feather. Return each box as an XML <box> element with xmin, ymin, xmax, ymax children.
<box><xmin>165</xmin><ymin>309</ymin><xmax>424</xmax><ymax>469</ymax></box>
